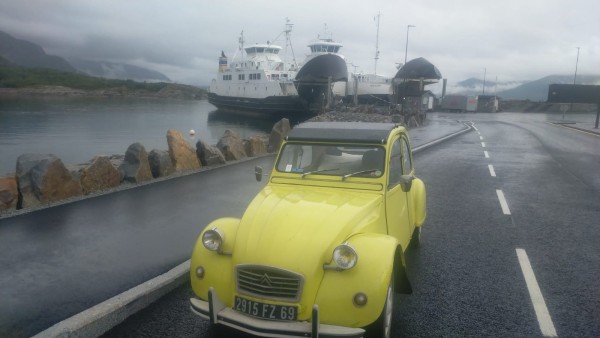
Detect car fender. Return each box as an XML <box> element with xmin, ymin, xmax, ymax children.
<box><xmin>314</xmin><ymin>233</ymin><xmax>398</xmax><ymax>327</ymax></box>
<box><xmin>411</xmin><ymin>177</ymin><xmax>426</xmax><ymax>227</ymax></box>
<box><xmin>190</xmin><ymin>217</ymin><xmax>240</xmax><ymax>304</ymax></box>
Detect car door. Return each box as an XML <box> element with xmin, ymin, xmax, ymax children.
<box><xmin>385</xmin><ymin>136</ymin><xmax>411</xmax><ymax>250</ymax></box>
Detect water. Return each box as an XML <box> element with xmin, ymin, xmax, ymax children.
<box><xmin>0</xmin><ymin>97</ymin><xmax>290</xmax><ymax>175</ymax></box>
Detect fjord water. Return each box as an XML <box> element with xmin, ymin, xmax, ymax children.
<box><xmin>0</xmin><ymin>97</ymin><xmax>282</xmax><ymax>175</ymax></box>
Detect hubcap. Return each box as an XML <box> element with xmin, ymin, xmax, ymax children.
<box><xmin>383</xmin><ymin>284</ymin><xmax>393</xmax><ymax>338</ymax></box>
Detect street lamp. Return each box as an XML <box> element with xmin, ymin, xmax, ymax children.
<box><xmin>404</xmin><ymin>25</ymin><xmax>415</xmax><ymax>65</ymax></box>
<box><xmin>573</xmin><ymin>47</ymin><xmax>580</xmax><ymax>84</ymax></box>
<box><xmin>482</xmin><ymin>68</ymin><xmax>487</xmax><ymax>95</ymax></box>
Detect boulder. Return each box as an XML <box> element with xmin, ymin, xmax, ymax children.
<box><xmin>268</xmin><ymin>118</ymin><xmax>291</xmax><ymax>152</ymax></box>
<box><xmin>167</xmin><ymin>129</ymin><xmax>201</xmax><ymax>171</ymax></box>
<box><xmin>118</xmin><ymin>143</ymin><xmax>152</xmax><ymax>183</ymax></box>
<box><xmin>217</xmin><ymin>130</ymin><xmax>247</xmax><ymax>161</ymax></box>
<box><xmin>79</xmin><ymin>156</ymin><xmax>121</xmax><ymax>194</ymax></box>
<box><xmin>0</xmin><ymin>176</ymin><xmax>18</xmax><ymax>211</ymax></box>
<box><xmin>16</xmin><ymin>154</ymin><xmax>83</xmax><ymax>209</ymax></box>
<box><xmin>244</xmin><ymin>135</ymin><xmax>267</xmax><ymax>157</ymax></box>
<box><xmin>196</xmin><ymin>140</ymin><xmax>226</xmax><ymax>166</ymax></box>
<box><xmin>149</xmin><ymin>149</ymin><xmax>175</xmax><ymax>178</ymax></box>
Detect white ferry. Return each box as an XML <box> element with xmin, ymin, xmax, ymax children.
<box><xmin>335</xmin><ymin>14</ymin><xmax>392</xmax><ymax>105</ymax></box>
<box><xmin>208</xmin><ymin>24</ymin><xmax>348</xmax><ymax>115</ymax></box>
<box><xmin>342</xmin><ymin>73</ymin><xmax>392</xmax><ymax>105</ymax></box>
<box><xmin>295</xmin><ymin>36</ymin><xmax>348</xmax><ymax>112</ymax></box>
<box><xmin>207</xmin><ymin>25</ymin><xmax>306</xmax><ymax>114</ymax></box>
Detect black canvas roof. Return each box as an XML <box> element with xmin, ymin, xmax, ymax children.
<box><xmin>286</xmin><ymin>122</ymin><xmax>400</xmax><ymax>144</ymax></box>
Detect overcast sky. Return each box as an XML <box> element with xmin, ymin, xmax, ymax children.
<box><xmin>1</xmin><ymin>0</ymin><xmax>598</xmax><ymax>89</ymax></box>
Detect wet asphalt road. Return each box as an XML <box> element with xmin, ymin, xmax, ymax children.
<box><xmin>0</xmin><ymin>117</ymin><xmax>465</xmax><ymax>337</ymax></box>
<box><xmin>104</xmin><ymin>113</ymin><xmax>600</xmax><ymax>337</ymax></box>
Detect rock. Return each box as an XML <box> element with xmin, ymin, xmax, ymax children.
<box><xmin>16</xmin><ymin>154</ymin><xmax>83</xmax><ymax>209</ymax></box>
<box><xmin>118</xmin><ymin>143</ymin><xmax>152</xmax><ymax>183</ymax></box>
<box><xmin>148</xmin><ymin>149</ymin><xmax>175</xmax><ymax>178</ymax></box>
<box><xmin>79</xmin><ymin>156</ymin><xmax>121</xmax><ymax>194</ymax></box>
<box><xmin>167</xmin><ymin>129</ymin><xmax>201</xmax><ymax>171</ymax></box>
<box><xmin>268</xmin><ymin>118</ymin><xmax>291</xmax><ymax>152</ymax></box>
<box><xmin>217</xmin><ymin>130</ymin><xmax>247</xmax><ymax>161</ymax></box>
<box><xmin>244</xmin><ymin>135</ymin><xmax>267</xmax><ymax>157</ymax></box>
<box><xmin>0</xmin><ymin>176</ymin><xmax>18</xmax><ymax>211</ymax></box>
<box><xmin>196</xmin><ymin>140</ymin><xmax>226</xmax><ymax>166</ymax></box>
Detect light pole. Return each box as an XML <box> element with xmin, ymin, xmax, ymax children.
<box><xmin>573</xmin><ymin>47</ymin><xmax>580</xmax><ymax>84</ymax></box>
<box><xmin>482</xmin><ymin>68</ymin><xmax>487</xmax><ymax>95</ymax></box>
<box><xmin>570</xmin><ymin>47</ymin><xmax>580</xmax><ymax>114</ymax></box>
<box><xmin>404</xmin><ymin>25</ymin><xmax>415</xmax><ymax>65</ymax></box>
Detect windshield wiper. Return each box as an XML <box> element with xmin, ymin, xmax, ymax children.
<box><xmin>301</xmin><ymin>168</ymin><xmax>339</xmax><ymax>178</ymax></box>
<box><xmin>342</xmin><ymin>169</ymin><xmax>379</xmax><ymax>181</ymax></box>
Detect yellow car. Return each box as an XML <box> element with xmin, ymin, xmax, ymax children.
<box><xmin>190</xmin><ymin>122</ymin><xmax>426</xmax><ymax>338</ymax></box>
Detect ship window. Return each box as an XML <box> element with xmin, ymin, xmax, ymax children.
<box><xmin>257</xmin><ymin>73</ymin><xmax>261</xmax><ymax>80</ymax></box>
<box><xmin>238</xmin><ymin>74</ymin><xmax>245</xmax><ymax>80</ymax></box>
<box><xmin>257</xmin><ymin>48</ymin><xmax>264</xmax><ymax>53</ymax></box>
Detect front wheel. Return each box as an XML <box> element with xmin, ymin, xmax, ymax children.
<box><xmin>366</xmin><ymin>276</ymin><xmax>394</xmax><ymax>338</ymax></box>
<box><xmin>410</xmin><ymin>226</ymin><xmax>421</xmax><ymax>249</ymax></box>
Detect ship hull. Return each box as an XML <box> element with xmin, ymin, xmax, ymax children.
<box><xmin>208</xmin><ymin>92</ymin><xmax>309</xmax><ymax>114</ymax></box>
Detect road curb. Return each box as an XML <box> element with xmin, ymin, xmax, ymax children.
<box><xmin>550</xmin><ymin>122</ymin><xmax>600</xmax><ymax>136</ymax></box>
<box><xmin>32</xmin><ymin>260</ymin><xmax>190</xmax><ymax>338</ymax></box>
<box><xmin>413</xmin><ymin>121</ymin><xmax>473</xmax><ymax>153</ymax></box>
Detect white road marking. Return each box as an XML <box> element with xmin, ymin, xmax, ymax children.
<box><xmin>496</xmin><ymin>189</ymin><xmax>511</xmax><ymax>215</ymax></box>
<box><xmin>473</xmin><ymin>126</ymin><xmax>479</xmax><ymax>131</ymax></box>
<box><xmin>516</xmin><ymin>249</ymin><xmax>558</xmax><ymax>337</ymax></box>
<box><xmin>480</xmin><ymin>136</ymin><xmax>484</xmax><ymax>140</ymax></box>
<box><xmin>484</xmin><ymin>151</ymin><xmax>490</xmax><ymax>158</ymax></box>
<box><xmin>488</xmin><ymin>164</ymin><xmax>496</xmax><ymax>177</ymax></box>
<box><xmin>481</xmin><ymin>142</ymin><xmax>486</xmax><ymax>148</ymax></box>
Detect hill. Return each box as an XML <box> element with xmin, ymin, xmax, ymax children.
<box><xmin>66</xmin><ymin>57</ymin><xmax>171</xmax><ymax>82</ymax></box>
<box><xmin>0</xmin><ymin>31</ymin><xmax>75</xmax><ymax>72</ymax></box>
<box><xmin>498</xmin><ymin>75</ymin><xmax>600</xmax><ymax>101</ymax></box>
<box><xmin>0</xmin><ymin>65</ymin><xmax>205</xmax><ymax>99</ymax></box>
<box><xmin>449</xmin><ymin>75</ymin><xmax>600</xmax><ymax>101</ymax></box>
<box><xmin>0</xmin><ymin>30</ymin><xmax>170</xmax><ymax>82</ymax></box>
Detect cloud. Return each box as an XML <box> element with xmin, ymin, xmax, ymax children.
<box><xmin>0</xmin><ymin>0</ymin><xmax>598</xmax><ymax>86</ymax></box>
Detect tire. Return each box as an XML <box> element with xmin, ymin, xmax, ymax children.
<box><xmin>410</xmin><ymin>226</ymin><xmax>421</xmax><ymax>249</ymax></box>
<box><xmin>366</xmin><ymin>275</ymin><xmax>394</xmax><ymax>338</ymax></box>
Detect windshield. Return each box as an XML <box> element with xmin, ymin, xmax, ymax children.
<box><xmin>276</xmin><ymin>143</ymin><xmax>385</xmax><ymax>178</ymax></box>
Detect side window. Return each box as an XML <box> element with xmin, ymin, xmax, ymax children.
<box><xmin>388</xmin><ymin>139</ymin><xmax>402</xmax><ymax>189</ymax></box>
<box><xmin>401</xmin><ymin>137</ymin><xmax>413</xmax><ymax>175</ymax></box>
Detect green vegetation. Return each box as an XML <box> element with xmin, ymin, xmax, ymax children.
<box><xmin>0</xmin><ymin>65</ymin><xmax>206</xmax><ymax>98</ymax></box>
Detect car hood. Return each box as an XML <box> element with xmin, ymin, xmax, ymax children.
<box><xmin>232</xmin><ymin>185</ymin><xmax>383</xmax><ymax>301</ymax></box>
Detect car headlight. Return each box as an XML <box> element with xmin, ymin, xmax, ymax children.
<box><xmin>202</xmin><ymin>228</ymin><xmax>224</xmax><ymax>252</ymax></box>
<box><xmin>332</xmin><ymin>243</ymin><xmax>358</xmax><ymax>270</ymax></box>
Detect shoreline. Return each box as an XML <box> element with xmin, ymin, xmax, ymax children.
<box><xmin>0</xmin><ymin>84</ymin><xmax>207</xmax><ymax>100</ymax></box>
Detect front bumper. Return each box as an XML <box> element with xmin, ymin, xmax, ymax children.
<box><xmin>190</xmin><ymin>287</ymin><xmax>364</xmax><ymax>338</ymax></box>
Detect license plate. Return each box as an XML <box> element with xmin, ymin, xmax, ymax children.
<box><xmin>234</xmin><ymin>296</ymin><xmax>297</xmax><ymax>321</ymax></box>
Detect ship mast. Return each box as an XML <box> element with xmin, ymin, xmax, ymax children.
<box><xmin>374</xmin><ymin>12</ymin><xmax>380</xmax><ymax>75</ymax></box>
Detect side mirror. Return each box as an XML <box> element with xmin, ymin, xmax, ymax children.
<box><xmin>400</xmin><ymin>175</ymin><xmax>414</xmax><ymax>192</ymax></box>
<box><xmin>255</xmin><ymin>166</ymin><xmax>263</xmax><ymax>182</ymax></box>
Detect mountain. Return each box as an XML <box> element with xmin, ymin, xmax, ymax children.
<box><xmin>0</xmin><ymin>30</ymin><xmax>170</xmax><ymax>83</ymax></box>
<box><xmin>0</xmin><ymin>31</ymin><xmax>75</xmax><ymax>72</ymax></box>
<box><xmin>448</xmin><ymin>75</ymin><xmax>600</xmax><ymax>101</ymax></box>
<box><xmin>447</xmin><ymin>77</ymin><xmax>526</xmax><ymax>96</ymax></box>
<box><xmin>498</xmin><ymin>75</ymin><xmax>600</xmax><ymax>101</ymax></box>
<box><xmin>67</xmin><ymin>57</ymin><xmax>170</xmax><ymax>82</ymax></box>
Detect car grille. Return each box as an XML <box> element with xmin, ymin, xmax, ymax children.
<box><xmin>236</xmin><ymin>265</ymin><xmax>304</xmax><ymax>302</ymax></box>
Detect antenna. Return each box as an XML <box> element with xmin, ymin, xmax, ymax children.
<box><xmin>374</xmin><ymin>12</ymin><xmax>380</xmax><ymax>75</ymax></box>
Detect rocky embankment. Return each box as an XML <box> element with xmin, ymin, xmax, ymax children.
<box><xmin>0</xmin><ymin>107</ymin><xmax>423</xmax><ymax>216</ymax></box>
<box><xmin>0</xmin><ymin>119</ymin><xmax>291</xmax><ymax>216</ymax></box>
